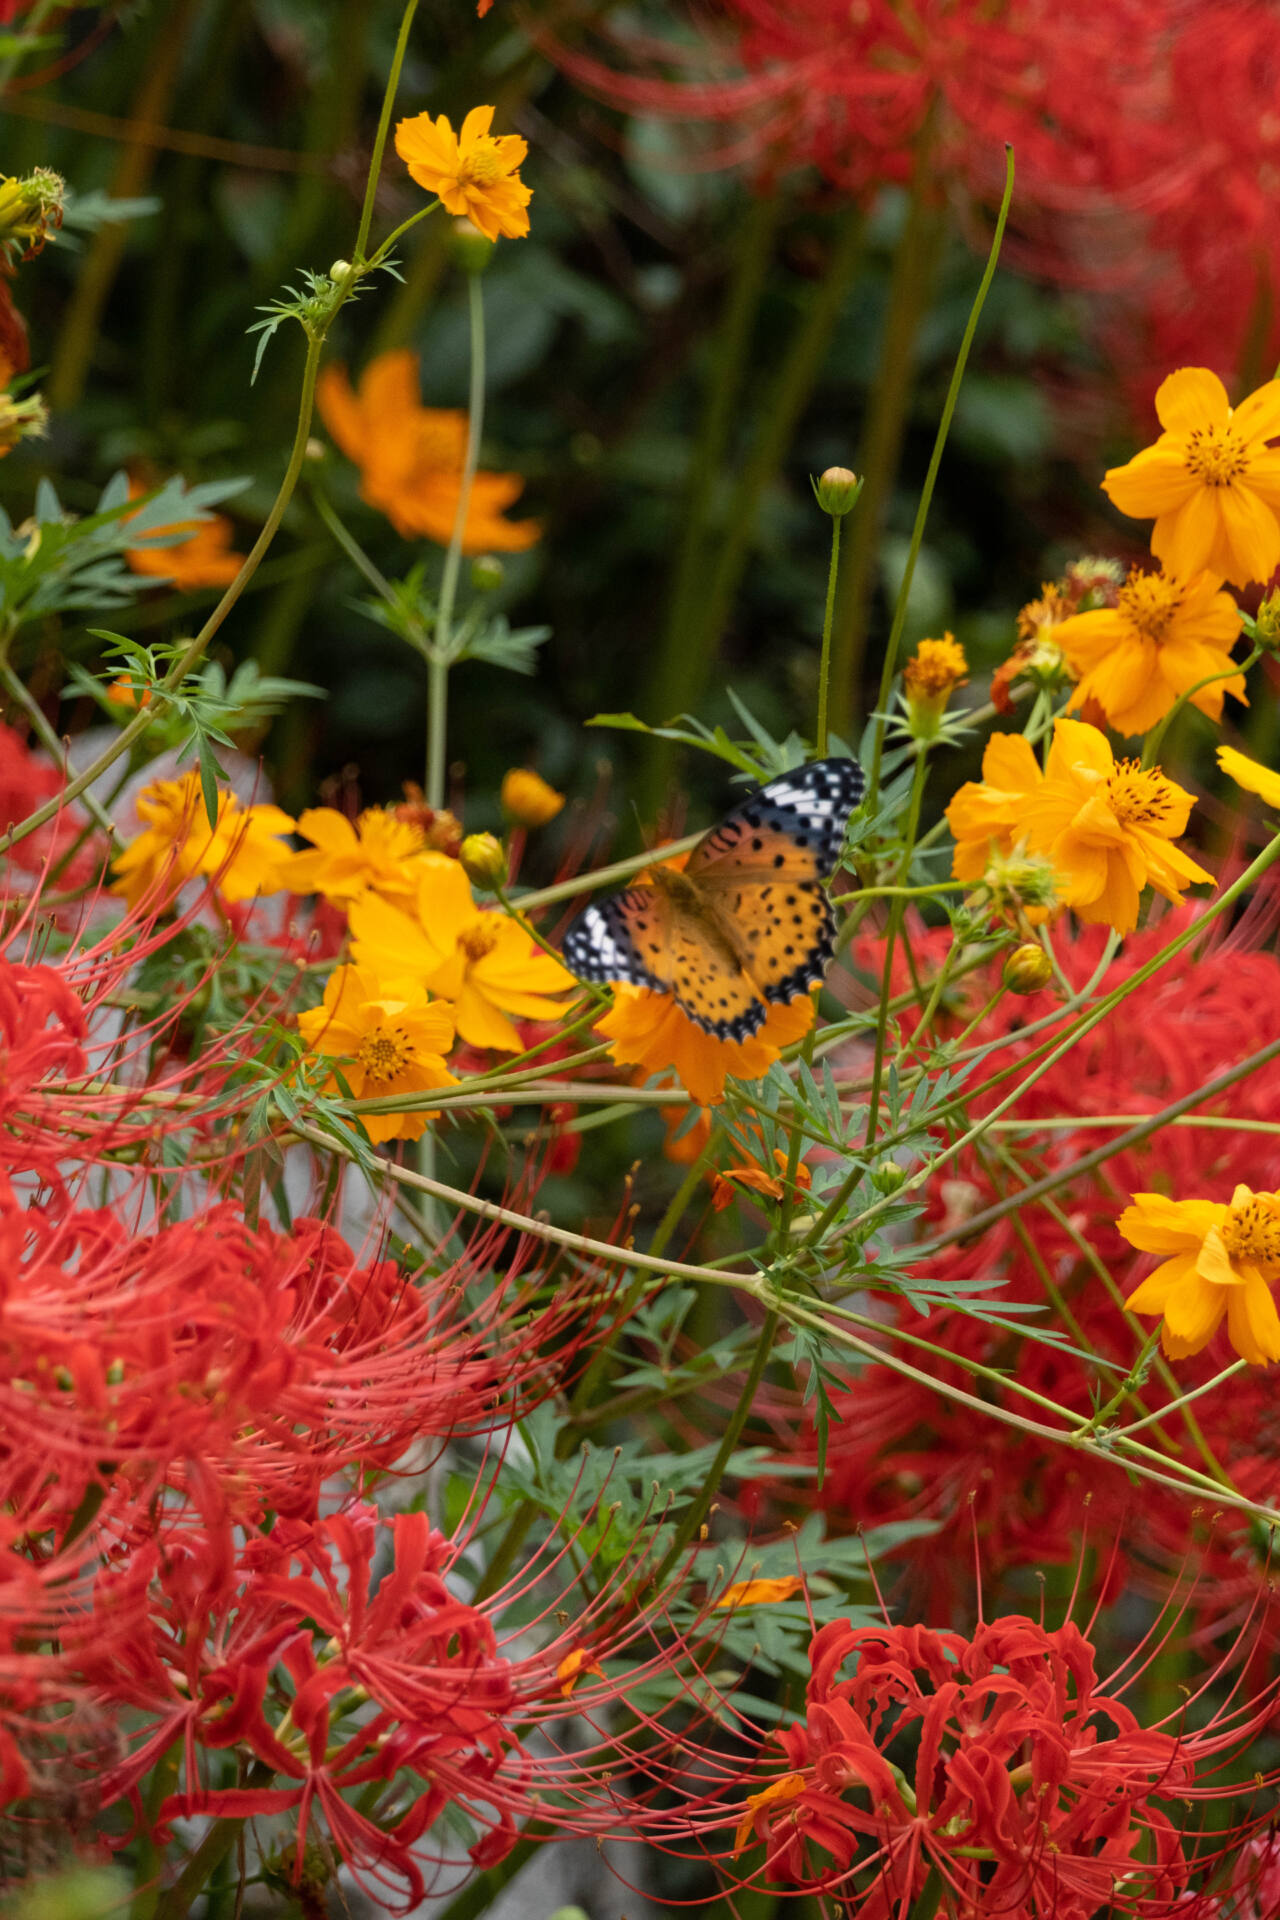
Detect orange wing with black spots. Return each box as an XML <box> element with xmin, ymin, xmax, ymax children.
<box><xmin>561</xmin><ymin>759</ymin><xmax>865</xmax><ymax>1041</ymax></box>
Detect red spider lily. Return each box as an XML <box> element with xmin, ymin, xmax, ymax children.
<box><xmin>770</xmin><ymin>911</ymin><xmax>1280</xmax><ymax>1612</ymax></box>
<box><xmin>0</xmin><ymin>721</ymin><xmax>102</xmax><ymax>903</ymax></box>
<box><xmin>732</xmin><ymin>1608</ymin><xmax>1278</xmax><ymax>1912</ymax></box>
<box><xmin>549</xmin><ymin>0</ymin><xmax>1169</xmax><ymax>208</ymax></box>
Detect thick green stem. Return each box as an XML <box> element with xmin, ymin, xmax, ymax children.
<box><xmin>865</xmin><ymin>745</ymin><xmax>928</xmax><ymax>1142</ymax></box>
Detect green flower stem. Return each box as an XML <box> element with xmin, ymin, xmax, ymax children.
<box><xmin>815</xmin><ymin>511</ymin><xmax>842</xmax><ymax>757</ymax></box>
<box><xmin>825</xmin><ymin>131</ymin><xmax>942</xmax><ymax>744</ymax></box>
<box><xmin>1111</xmin><ymin>1360</ymin><xmax>1248</xmax><ymax>1440</ymax></box>
<box><xmin>0</xmin><ymin>659</ymin><xmax>118</xmax><ymax>845</ymax></box>
<box><xmin>651</xmin><ymin>1310</ymin><xmax>779</xmax><ymax>1587</ymax></box>
<box><xmin>0</xmin><ymin>327</ymin><xmax>329</xmax><ymax>859</ymax></box>
<box><xmin>427</xmin><ymin>271</ymin><xmax>485</xmax><ymax>806</ymax></box>
<box><xmin>152</xmin><ymin>1766</ymin><xmax>273</xmax><ymax>1920</ymax></box>
<box><xmin>865</xmin><ymin>743</ymin><xmax>929</xmax><ymax>1142</ymax></box>
<box><xmin>1073</xmin><ymin>1327</ymin><xmax>1163</xmax><ymax>1435</ymax></box>
<box><xmin>365</xmin><ymin>197</ymin><xmax>440</xmax><ymax>273</ymax></box>
<box><xmin>865</xmin><ymin>147</ymin><xmax>1015</xmax><ymax>811</ymax></box>
<box><xmin>513</xmin><ymin>830</ymin><xmax>703</xmax><ymax>912</ymax></box>
<box><xmin>1141</xmin><ymin>643</ymin><xmax>1263</xmax><ymax>769</ymax></box>
<box><xmin>353</xmin><ymin>0</ymin><xmax>419</xmax><ymax>264</ymax></box>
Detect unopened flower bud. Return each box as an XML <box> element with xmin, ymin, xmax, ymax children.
<box><xmin>459</xmin><ymin>831</ymin><xmax>507</xmax><ymax>892</ymax></box>
<box><xmin>814</xmin><ymin>466</ymin><xmax>861</xmax><ymax>516</ymax></box>
<box><xmin>304</xmin><ymin>436</ymin><xmax>326</xmax><ymax>463</ymax></box>
<box><xmin>450</xmin><ymin>217</ymin><xmax>495</xmax><ymax>275</ymax></box>
<box><xmin>872</xmin><ymin>1161</ymin><xmax>908</xmax><ymax>1196</ymax></box>
<box><xmin>1254</xmin><ymin>592</ymin><xmax>1280</xmax><ymax>650</ymax></box>
<box><xmin>1003</xmin><ymin>942</ymin><xmax>1053</xmax><ymax>995</ymax></box>
<box><xmin>501</xmin><ymin>767</ymin><xmax>564</xmax><ymax>828</ymax></box>
<box><xmin>471</xmin><ymin>553</ymin><xmax>504</xmax><ymax>591</ymax></box>
<box><xmin>328</xmin><ymin>258</ymin><xmax>353</xmax><ymax>283</ymax></box>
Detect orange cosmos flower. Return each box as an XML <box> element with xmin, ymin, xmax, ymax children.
<box><xmin>296</xmin><ymin>963</ymin><xmax>455</xmax><ymax>1145</ymax></box>
<box><xmin>1057</xmin><ymin>565</ymin><xmax>1245</xmax><ymax>736</ymax></box>
<box><xmin>110</xmin><ymin>770</ymin><xmax>294</xmax><ymax>910</ymax></box>
<box><xmin>1102</xmin><ymin>367</ymin><xmax>1280</xmax><ymax>587</ymax></box>
<box><xmin>1120</xmin><ymin>1187</ymin><xmax>1280</xmax><ymax>1366</ymax></box>
<box><xmin>125</xmin><ymin>479</ymin><xmax>245</xmax><ymax>590</ymax></box>
<box><xmin>500</xmin><ymin>767</ymin><xmax>564</xmax><ymax>827</ymax></box>
<box><xmin>348</xmin><ymin>852</ymin><xmax>574</xmax><ymax>1051</ymax></box>
<box><xmin>946</xmin><ymin>733</ymin><xmax>1045</xmax><ymax>883</ymax></box>
<box><xmin>714</xmin><ymin>1576</ymin><xmax>805</xmax><ymax>1610</ymax></box>
<box><xmin>276</xmin><ymin>806</ymin><xmax>432</xmax><ymax>909</ymax></box>
<box><xmin>1018</xmin><ymin>719</ymin><xmax>1213</xmax><ymax>934</ymax></box>
<box><xmin>315</xmin><ymin>351</ymin><xmax>540</xmax><ymax>553</ymax></box>
<box><xmin>394</xmin><ymin>105</ymin><xmax>532</xmax><ymax>243</ymax></box>
<box><xmin>596</xmin><ymin>987</ymin><xmax>814</xmax><ymax>1109</ymax></box>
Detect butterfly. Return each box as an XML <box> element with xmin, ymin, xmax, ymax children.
<box><xmin>562</xmin><ymin>757</ymin><xmax>865</xmax><ymax>1041</ymax></box>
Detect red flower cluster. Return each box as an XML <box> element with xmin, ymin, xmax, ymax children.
<box><xmin>0</xmin><ymin>722</ymin><xmax>100</xmax><ymax>902</ymax></box>
<box><xmin>772</xmin><ymin>913</ymin><xmax>1280</xmax><ymax>1617</ymax></box>
<box><xmin>736</xmin><ymin>1612</ymin><xmax>1274</xmax><ymax>1912</ymax></box>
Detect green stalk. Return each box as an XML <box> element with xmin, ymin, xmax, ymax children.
<box><xmin>826</xmin><ymin>137</ymin><xmax>943</xmax><ymax>742</ymax></box>
<box><xmin>353</xmin><ymin>0</ymin><xmax>419</xmax><ymax>264</ymax></box>
<box><xmin>427</xmin><ymin>270</ymin><xmax>486</xmax><ymax>806</ymax></box>
<box><xmin>815</xmin><ymin>510</ymin><xmax>842</xmax><ymax>757</ymax></box>
<box><xmin>866</xmin><ymin>147</ymin><xmax>1015</xmax><ymax>809</ymax></box>
<box><xmin>865</xmin><ymin>743</ymin><xmax>928</xmax><ymax>1142</ymax></box>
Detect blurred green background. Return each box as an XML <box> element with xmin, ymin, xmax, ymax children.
<box><xmin>2</xmin><ymin>0</ymin><xmax>1168</xmax><ymax>849</ymax></box>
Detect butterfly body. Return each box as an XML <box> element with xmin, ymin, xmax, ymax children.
<box><xmin>562</xmin><ymin>758</ymin><xmax>865</xmax><ymax>1042</ymax></box>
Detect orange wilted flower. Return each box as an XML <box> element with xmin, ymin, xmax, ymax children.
<box><xmin>315</xmin><ymin>350</ymin><xmax>540</xmax><ymax>553</ymax></box>
<box><xmin>555</xmin><ymin>1647</ymin><xmax>607</xmax><ymax>1698</ymax></box>
<box><xmin>711</xmin><ymin>1148</ymin><xmax>811</xmax><ymax>1213</ymax></box>
<box><xmin>714</xmin><ymin>1576</ymin><xmax>804</xmax><ymax>1610</ymax></box>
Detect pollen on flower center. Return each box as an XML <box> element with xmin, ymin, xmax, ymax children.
<box><xmin>1104</xmin><ymin>761</ymin><xmax>1174</xmax><ymax>827</ymax></box>
<box><xmin>1222</xmin><ymin>1192</ymin><xmax>1280</xmax><ymax>1268</ymax></box>
<box><xmin>1117</xmin><ymin>568</ymin><xmax>1184</xmax><ymax>641</ymax></box>
<box><xmin>357</xmin><ymin>1024</ymin><xmax>412</xmax><ymax>1083</ymax></box>
<box><xmin>1183</xmin><ymin>425</ymin><xmax>1249</xmax><ymax>486</ymax></box>
<box><xmin>459</xmin><ymin>146</ymin><xmax>505</xmax><ymax>187</ymax></box>
<box><xmin>458</xmin><ymin>919</ymin><xmax>501</xmax><ymax>964</ymax></box>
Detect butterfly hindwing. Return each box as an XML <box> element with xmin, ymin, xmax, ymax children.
<box><xmin>562</xmin><ymin>888</ymin><xmax>769</xmax><ymax>1040</ymax></box>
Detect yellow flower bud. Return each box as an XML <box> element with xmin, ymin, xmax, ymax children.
<box><xmin>1253</xmin><ymin>592</ymin><xmax>1280</xmax><ymax>651</ymax></box>
<box><xmin>459</xmin><ymin>831</ymin><xmax>508</xmax><ymax>892</ymax></box>
<box><xmin>814</xmin><ymin>466</ymin><xmax>861</xmax><ymax>516</ymax></box>
<box><xmin>0</xmin><ymin>168</ymin><xmax>64</xmax><ymax>268</ymax></box>
<box><xmin>1003</xmin><ymin>943</ymin><xmax>1054</xmax><ymax>995</ymax></box>
<box><xmin>500</xmin><ymin>768</ymin><xmax>564</xmax><ymax>828</ymax></box>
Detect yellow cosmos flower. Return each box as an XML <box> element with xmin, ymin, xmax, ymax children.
<box><xmin>1119</xmin><ymin>1187</ymin><xmax>1280</xmax><ymax>1366</ymax></box>
<box><xmin>297</xmin><ymin>963</ymin><xmax>455</xmax><ymax>1145</ymax></box>
<box><xmin>500</xmin><ymin>767</ymin><xmax>564</xmax><ymax>828</ymax></box>
<box><xmin>276</xmin><ymin>807</ymin><xmax>431</xmax><ymax>909</ymax></box>
<box><xmin>1102</xmin><ymin>367</ymin><xmax>1280</xmax><ymax>587</ymax></box>
<box><xmin>596</xmin><ymin>987</ymin><xmax>814</xmax><ymax>1109</ymax></box>
<box><xmin>111</xmin><ymin>771</ymin><xmax>294</xmax><ymax>910</ymax></box>
<box><xmin>394</xmin><ymin>105</ymin><xmax>532</xmax><ymax>243</ymax></box>
<box><xmin>348</xmin><ymin>853</ymin><xmax>574</xmax><ymax>1051</ymax></box>
<box><xmin>316</xmin><ymin>352</ymin><xmax>540</xmax><ymax>553</ymax></box>
<box><xmin>1019</xmin><ymin>719</ymin><xmax>1213</xmax><ymax>934</ymax></box>
<box><xmin>1058</xmin><ymin>566</ymin><xmax>1245</xmax><ymax>736</ymax></box>
<box><xmin>946</xmin><ymin>733</ymin><xmax>1044</xmax><ymax>883</ymax></box>
<box><xmin>1217</xmin><ymin>743</ymin><xmax>1280</xmax><ymax>811</ymax></box>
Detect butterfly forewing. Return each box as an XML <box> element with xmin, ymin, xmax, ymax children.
<box><xmin>687</xmin><ymin>757</ymin><xmax>865</xmax><ymax>885</ymax></box>
<box><xmin>561</xmin><ymin>890</ymin><xmax>667</xmax><ymax>991</ymax></box>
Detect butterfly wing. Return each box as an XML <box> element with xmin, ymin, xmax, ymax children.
<box><xmin>686</xmin><ymin>757</ymin><xmax>864</xmax><ymax>1005</ymax></box>
<box><xmin>562</xmin><ymin>887</ymin><xmax>771</xmax><ymax>1041</ymax></box>
<box><xmin>561</xmin><ymin>759</ymin><xmax>865</xmax><ymax>1037</ymax></box>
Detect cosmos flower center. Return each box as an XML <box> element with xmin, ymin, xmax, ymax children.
<box><xmin>1117</xmin><ymin>568</ymin><xmax>1183</xmax><ymax>642</ymax></box>
<box><xmin>459</xmin><ymin>145</ymin><xmax>506</xmax><ymax>187</ymax></box>
<box><xmin>1103</xmin><ymin>761</ymin><xmax>1174</xmax><ymax>828</ymax></box>
<box><xmin>1183</xmin><ymin>423</ymin><xmax>1249</xmax><ymax>486</ymax></box>
<box><xmin>1222</xmin><ymin>1192</ymin><xmax>1280</xmax><ymax>1267</ymax></box>
<box><xmin>357</xmin><ymin>1023</ymin><xmax>413</xmax><ymax>1083</ymax></box>
<box><xmin>904</xmin><ymin>635</ymin><xmax>967</xmax><ymax>699</ymax></box>
<box><xmin>458</xmin><ymin>919</ymin><xmax>501</xmax><ymax>964</ymax></box>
